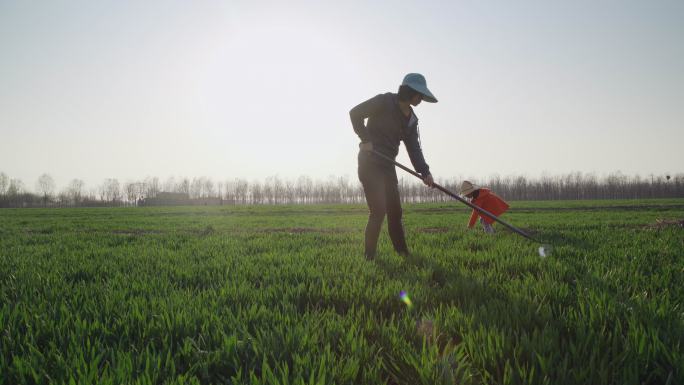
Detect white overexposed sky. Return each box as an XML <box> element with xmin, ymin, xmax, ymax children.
<box><xmin>1</xmin><ymin>0</ymin><xmax>682</xmax><ymax>190</ymax></box>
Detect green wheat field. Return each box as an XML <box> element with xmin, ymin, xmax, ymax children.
<box><xmin>1</xmin><ymin>199</ymin><xmax>683</xmax><ymax>385</ymax></box>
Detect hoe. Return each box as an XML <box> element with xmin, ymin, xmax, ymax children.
<box><xmin>372</xmin><ymin>150</ymin><xmax>552</xmax><ymax>257</ymax></box>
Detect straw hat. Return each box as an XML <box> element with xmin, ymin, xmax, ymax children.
<box><xmin>401</xmin><ymin>73</ymin><xmax>438</xmax><ymax>103</ymax></box>
<box><xmin>459</xmin><ymin>180</ymin><xmax>479</xmax><ymax>196</ymax></box>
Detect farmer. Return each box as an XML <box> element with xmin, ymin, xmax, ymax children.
<box><xmin>459</xmin><ymin>181</ymin><xmax>510</xmax><ymax>233</ymax></box>
<box><xmin>349</xmin><ymin>73</ymin><xmax>437</xmax><ymax>260</ymax></box>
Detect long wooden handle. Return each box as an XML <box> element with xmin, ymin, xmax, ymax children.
<box><xmin>370</xmin><ymin>150</ymin><xmax>539</xmax><ymax>243</ymax></box>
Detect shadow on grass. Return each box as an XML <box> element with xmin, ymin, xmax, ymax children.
<box><xmin>373</xmin><ymin>250</ymin><xmax>553</xmax><ymax>327</ymax></box>
<box><xmin>371</xmin><ymin>230</ymin><xmax>683</xmax><ymax>384</ymax></box>
<box><xmin>371</xmin><ymin>250</ymin><xmax>562</xmax><ymax>383</ymax></box>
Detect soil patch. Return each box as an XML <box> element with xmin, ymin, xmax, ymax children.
<box><xmin>111</xmin><ymin>229</ymin><xmax>165</xmax><ymax>236</ymax></box>
<box><xmin>259</xmin><ymin>227</ymin><xmax>349</xmax><ymax>234</ymax></box>
<box><xmin>643</xmin><ymin>218</ymin><xmax>684</xmax><ymax>230</ymax></box>
<box><xmin>416</xmin><ymin>227</ymin><xmax>450</xmax><ymax>233</ymax></box>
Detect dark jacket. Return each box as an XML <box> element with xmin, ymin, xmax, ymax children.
<box><xmin>350</xmin><ymin>93</ymin><xmax>431</xmax><ymax>177</ymax></box>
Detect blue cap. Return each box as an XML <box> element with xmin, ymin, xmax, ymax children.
<box><xmin>401</xmin><ymin>73</ymin><xmax>438</xmax><ymax>103</ymax></box>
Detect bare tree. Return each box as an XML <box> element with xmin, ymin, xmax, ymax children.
<box><xmin>296</xmin><ymin>175</ymin><xmax>313</xmax><ymax>204</ymax></box>
<box><xmin>144</xmin><ymin>177</ymin><xmax>160</xmax><ymax>198</ymax></box>
<box><xmin>111</xmin><ymin>179</ymin><xmax>122</xmax><ymax>202</ymax></box>
<box><xmin>86</xmin><ymin>188</ymin><xmax>98</xmax><ymax>201</ymax></box>
<box><xmin>234</xmin><ymin>178</ymin><xmax>249</xmax><ymax>204</ymax></box>
<box><xmin>36</xmin><ymin>173</ymin><xmax>56</xmax><ymax>206</ymax></box>
<box><xmin>0</xmin><ymin>172</ymin><xmax>8</xmax><ymax>196</ymax></box>
<box><xmin>272</xmin><ymin>176</ymin><xmax>284</xmax><ymax>204</ymax></box>
<box><xmin>285</xmin><ymin>180</ymin><xmax>296</xmax><ymax>204</ymax></box>
<box><xmin>57</xmin><ymin>190</ymin><xmax>70</xmax><ymax>206</ymax></box>
<box><xmin>7</xmin><ymin>178</ymin><xmax>25</xmax><ymax>197</ymax></box>
<box><xmin>2</xmin><ymin>170</ymin><xmax>683</xmax><ymax>207</ymax></box>
<box><xmin>263</xmin><ymin>176</ymin><xmax>274</xmax><ymax>204</ymax></box>
<box><xmin>251</xmin><ymin>181</ymin><xmax>262</xmax><ymax>204</ymax></box>
<box><xmin>190</xmin><ymin>177</ymin><xmax>202</xmax><ymax>199</ymax></box>
<box><xmin>177</xmin><ymin>178</ymin><xmax>190</xmax><ymax>195</ymax></box>
<box><xmin>98</xmin><ymin>183</ymin><xmax>107</xmax><ymax>201</ymax></box>
<box><xmin>202</xmin><ymin>177</ymin><xmax>215</xmax><ymax>198</ymax></box>
<box><xmin>101</xmin><ymin>178</ymin><xmax>121</xmax><ymax>203</ymax></box>
<box><xmin>163</xmin><ymin>176</ymin><xmax>176</xmax><ymax>193</ymax></box>
<box><xmin>124</xmin><ymin>181</ymin><xmax>141</xmax><ymax>205</ymax></box>
<box><xmin>337</xmin><ymin>176</ymin><xmax>350</xmax><ymax>203</ymax></box>
<box><xmin>67</xmin><ymin>179</ymin><xmax>85</xmax><ymax>204</ymax></box>
<box><xmin>223</xmin><ymin>179</ymin><xmax>235</xmax><ymax>204</ymax></box>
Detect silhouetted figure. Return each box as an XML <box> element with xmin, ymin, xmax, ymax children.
<box><xmin>350</xmin><ymin>73</ymin><xmax>437</xmax><ymax>260</ymax></box>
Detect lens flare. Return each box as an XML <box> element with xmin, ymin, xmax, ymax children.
<box><xmin>538</xmin><ymin>244</ymin><xmax>553</xmax><ymax>258</ymax></box>
<box><xmin>399</xmin><ymin>290</ymin><xmax>413</xmax><ymax>308</ymax></box>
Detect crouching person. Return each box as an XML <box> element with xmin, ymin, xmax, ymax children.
<box><xmin>459</xmin><ymin>181</ymin><xmax>509</xmax><ymax>233</ymax></box>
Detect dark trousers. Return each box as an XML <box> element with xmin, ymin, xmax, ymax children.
<box><xmin>358</xmin><ymin>154</ymin><xmax>409</xmax><ymax>258</ymax></box>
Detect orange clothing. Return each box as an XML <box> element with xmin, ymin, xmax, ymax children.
<box><xmin>467</xmin><ymin>188</ymin><xmax>510</xmax><ymax>227</ymax></box>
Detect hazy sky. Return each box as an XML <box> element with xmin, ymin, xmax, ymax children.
<box><xmin>1</xmin><ymin>0</ymin><xmax>683</xmax><ymax>190</ymax></box>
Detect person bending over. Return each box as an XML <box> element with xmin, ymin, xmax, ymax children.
<box><xmin>349</xmin><ymin>73</ymin><xmax>438</xmax><ymax>260</ymax></box>
<box><xmin>459</xmin><ymin>180</ymin><xmax>509</xmax><ymax>234</ymax></box>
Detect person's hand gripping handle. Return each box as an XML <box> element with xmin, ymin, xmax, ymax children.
<box><xmin>364</xmin><ymin>142</ymin><xmax>434</xmax><ymax>187</ymax></box>
<box><xmin>423</xmin><ymin>174</ymin><xmax>434</xmax><ymax>188</ymax></box>
<box><xmin>359</xmin><ymin>142</ymin><xmax>373</xmax><ymax>152</ymax></box>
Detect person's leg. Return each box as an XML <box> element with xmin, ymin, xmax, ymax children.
<box><xmin>480</xmin><ymin>218</ymin><xmax>495</xmax><ymax>234</ymax></box>
<box><xmin>359</xmin><ymin>165</ymin><xmax>387</xmax><ymax>260</ymax></box>
<box><xmin>385</xmin><ymin>175</ymin><xmax>409</xmax><ymax>255</ymax></box>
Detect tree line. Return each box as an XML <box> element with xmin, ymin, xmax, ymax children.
<box><xmin>0</xmin><ymin>171</ymin><xmax>682</xmax><ymax>208</ymax></box>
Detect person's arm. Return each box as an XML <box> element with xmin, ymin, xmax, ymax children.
<box><xmin>404</xmin><ymin>125</ymin><xmax>431</xmax><ymax>178</ymax></box>
<box><xmin>349</xmin><ymin>94</ymin><xmax>383</xmax><ymax>143</ymax></box>
<box><xmin>467</xmin><ymin>208</ymin><xmax>478</xmax><ymax>228</ymax></box>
